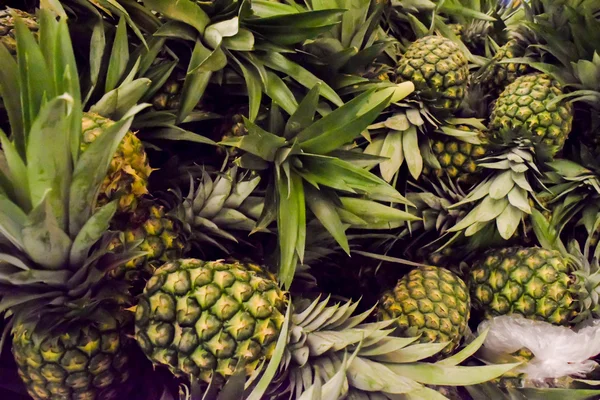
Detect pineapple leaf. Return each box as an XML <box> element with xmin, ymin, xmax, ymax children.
<box><xmin>403</xmin><ymin>126</ymin><xmax>423</xmax><ymax>180</ymax></box>
<box><xmin>276</xmin><ymin>171</ymin><xmax>305</xmax><ymax>288</ymax></box>
<box><xmin>347</xmin><ymin>357</ymin><xmax>422</xmax><ymax>393</ymax></box>
<box><xmin>340</xmin><ymin>197</ymin><xmax>420</xmax><ymax>226</ymax></box>
<box><xmin>386</xmin><ymin>362</ymin><xmax>521</xmax><ymax>386</ymax></box>
<box><xmin>0</xmin><ymin>45</ymin><xmax>23</xmax><ymax>157</ymax></box>
<box><xmin>27</xmin><ymin>95</ymin><xmax>74</xmax><ymax>230</ymax></box>
<box><xmin>220</xmin><ymin>118</ymin><xmax>286</xmax><ymax>161</ymax></box>
<box><xmin>68</xmin><ymin>114</ymin><xmax>134</xmax><ymax>236</ymax></box>
<box><xmin>15</xmin><ymin>13</ymin><xmax>53</xmax><ymax>139</ymax></box>
<box><xmin>69</xmin><ymin>201</ymin><xmax>118</xmax><ymax>268</ymax></box>
<box><xmin>437</xmin><ymin>328</ymin><xmax>490</xmax><ymax>367</ymax></box>
<box><xmin>22</xmin><ymin>196</ymin><xmax>72</xmax><ymax>270</ymax></box>
<box><xmin>142</xmin><ymin>0</ymin><xmax>210</xmax><ymax>34</ymax></box>
<box><xmin>258</xmin><ymin>52</ymin><xmax>343</xmax><ymax>107</ymax></box>
<box><xmin>0</xmin><ymin>130</ymin><xmax>30</xmax><ymax>210</ymax></box>
<box><xmin>299</xmin><ymin>93</ymin><xmax>392</xmax><ymax>154</ymax></box>
<box><xmin>229</xmin><ymin>55</ymin><xmax>262</xmax><ymax>122</ymax></box>
<box><xmin>105</xmin><ymin>18</ymin><xmax>129</xmax><ymax>93</ymax></box>
<box><xmin>305</xmin><ymin>186</ymin><xmax>350</xmax><ymax>255</ymax></box>
<box><xmin>284</xmin><ymin>84</ymin><xmax>320</xmax><ymax>139</ymax></box>
<box><xmin>264</xmin><ymin>70</ymin><xmax>299</xmax><ymax>115</ymax></box>
<box><xmin>379</xmin><ymin>129</ymin><xmax>405</xmax><ymax>183</ymax></box>
<box><xmin>0</xmin><ymin>194</ymin><xmax>27</xmax><ymax>250</ymax></box>
<box><xmin>90</xmin><ymin>78</ymin><xmax>151</xmax><ymax>120</ymax></box>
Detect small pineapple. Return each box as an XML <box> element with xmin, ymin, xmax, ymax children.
<box><xmin>469</xmin><ymin>247</ymin><xmax>574</xmax><ymax>324</ymax></box>
<box><xmin>480</xmin><ymin>40</ymin><xmax>531</xmax><ymax>98</ymax></box>
<box><xmin>135</xmin><ymin>259</ymin><xmax>286</xmax><ymax>383</ymax></box>
<box><xmin>81</xmin><ymin>112</ymin><xmax>152</xmax><ymax>213</ymax></box>
<box><xmin>378</xmin><ymin>265</ymin><xmax>470</xmax><ymax>356</ymax></box>
<box><xmin>109</xmin><ymin>199</ymin><xmax>188</xmax><ymax>283</ymax></box>
<box><xmin>395</xmin><ymin>35</ymin><xmax>469</xmax><ymax>112</ymax></box>
<box><xmin>489</xmin><ymin>73</ymin><xmax>573</xmax><ymax>154</ymax></box>
<box><xmin>424</xmin><ymin>128</ymin><xmax>488</xmax><ymax>183</ymax></box>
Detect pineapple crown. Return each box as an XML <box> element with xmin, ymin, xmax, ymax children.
<box><xmin>218</xmin><ymin>83</ymin><xmax>419</xmax><ymax>288</ymax></box>
<box><xmin>0</xmin><ymin>9</ymin><xmax>145</xmax><ymax>336</ymax></box>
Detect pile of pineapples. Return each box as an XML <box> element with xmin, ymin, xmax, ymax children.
<box><xmin>2</xmin><ymin>0</ymin><xmax>600</xmax><ymax>399</ymax></box>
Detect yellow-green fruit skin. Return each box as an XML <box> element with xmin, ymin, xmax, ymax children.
<box><xmin>109</xmin><ymin>202</ymin><xmax>186</xmax><ymax>282</ymax></box>
<box><xmin>395</xmin><ymin>36</ymin><xmax>469</xmax><ymax>112</ymax></box>
<box><xmin>135</xmin><ymin>259</ymin><xmax>287</xmax><ymax>383</ymax></box>
<box><xmin>425</xmin><ymin>129</ymin><xmax>487</xmax><ymax>182</ymax></box>
<box><xmin>0</xmin><ymin>8</ymin><xmax>39</xmax><ymax>54</ymax></box>
<box><xmin>377</xmin><ymin>266</ymin><xmax>470</xmax><ymax>356</ymax></box>
<box><xmin>470</xmin><ymin>247</ymin><xmax>574</xmax><ymax>325</ymax></box>
<box><xmin>12</xmin><ymin>318</ymin><xmax>131</xmax><ymax>400</ymax></box>
<box><xmin>489</xmin><ymin>73</ymin><xmax>573</xmax><ymax>154</ymax></box>
<box><xmin>481</xmin><ymin>40</ymin><xmax>531</xmax><ymax>97</ymax></box>
<box><xmin>81</xmin><ymin>113</ymin><xmax>152</xmax><ymax>213</ymax></box>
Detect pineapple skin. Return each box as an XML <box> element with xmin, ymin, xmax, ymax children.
<box><xmin>424</xmin><ymin>127</ymin><xmax>488</xmax><ymax>183</ymax></box>
<box><xmin>489</xmin><ymin>73</ymin><xmax>573</xmax><ymax>154</ymax></box>
<box><xmin>481</xmin><ymin>40</ymin><xmax>531</xmax><ymax>98</ymax></box>
<box><xmin>81</xmin><ymin>113</ymin><xmax>152</xmax><ymax>214</ymax></box>
<box><xmin>135</xmin><ymin>259</ymin><xmax>287</xmax><ymax>383</ymax></box>
<box><xmin>12</xmin><ymin>315</ymin><xmax>132</xmax><ymax>400</ymax></box>
<box><xmin>378</xmin><ymin>266</ymin><xmax>470</xmax><ymax>356</ymax></box>
<box><xmin>470</xmin><ymin>247</ymin><xmax>574</xmax><ymax>324</ymax></box>
<box><xmin>108</xmin><ymin>201</ymin><xmax>187</xmax><ymax>284</ymax></box>
<box><xmin>395</xmin><ymin>35</ymin><xmax>469</xmax><ymax>112</ymax></box>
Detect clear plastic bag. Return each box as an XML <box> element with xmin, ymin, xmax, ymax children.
<box><xmin>477</xmin><ymin>315</ymin><xmax>600</xmax><ymax>380</ymax></box>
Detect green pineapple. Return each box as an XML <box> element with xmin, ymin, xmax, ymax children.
<box><xmin>0</xmin><ymin>11</ymin><xmax>140</xmax><ymax>399</ymax></box>
<box><xmin>424</xmin><ymin>127</ymin><xmax>488</xmax><ymax>182</ymax></box>
<box><xmin>378</xmin><ymin>266</ymin><xmax>470</xmax><ymax>356</ymax></box>
<box><xmin>395</xmin><ymin>35</ymin><xmax>469</xmax><ymax>112</ymax></box>
<box><xmin>135</xmin><ymin>259</ymin><xmax>518</xmax><ymax>397</ymax></box>
<box><xmin>480</xmin><ymin>40</ymin><xmax>532</xmax><ymax>97</ymax></box>
<box><xmin>489</xmin><ymin>73</ymin><xmax>573</xmax><ymax>154</ymax></box>
<box><xmin>470</xmin><ymin>247</ymin><xmax>574</xmax><ymax>324</ymax></box>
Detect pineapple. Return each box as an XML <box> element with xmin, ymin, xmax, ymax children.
<box><xmin>395</xmin><ymin>35</ymin><xmax>469</xmax><ymax>112</ymax></box>
<box><xmin>0</xmin><ymin>8</ymin><xmax>37</xmax><ymax>54</ymax></box>
<box><xmin>480</xmin><ymin>40</ymin><xmax>532</xmax><ymax>98</ymax></box>
<box><xmin>108</xmin><ymin>199</ymin><xmax>188</xmax><ymax>282</ymax></box>
<box><xmin>378</xmin><ymin>266</ymin><xmax>470</xmax><ymax>356</ymax></box>
<box><xmin>81</xmin><ymin>113</ymin><xmax>152</xmax><ymax>214</ymax></box>
<box><xmin>424</xmin><ymin>127</ymin><xmax>488</xmax><ymax>183</ymax></box>
<box><xmin>0</xmin><ymin>11</ymin><xmax>140</xmax><ymax>399</ymax></box>
<box><xmin>134</xmin><ymin>259</ymin><xmax>286</xmax><ymax>383</ymax></box>
<box><xmin>135</xmin><ymin>259</ymin><xmax>518</xmax><ymax>397</ymax></box>
<box><xmin>470</xmin><ymin>247</ymin><xmax>574</xmax><ymax>324</ymax></box>
<box><xmin>490</xmin><ymin>73</ymin><xmax>573</xmax><ymax>154</ymax></box>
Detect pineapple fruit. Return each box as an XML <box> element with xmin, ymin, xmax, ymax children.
<box><xmin>378</xmin><ymin>266</ymin><xmax>470</xmax><ymax>355</ymax></box>
<box><xmin>81</xmin><ymin>113</ymin><xmax>152</xmax><ymax>213</ymax></box>
<box><xmin>480</xmin><ymin>40</ymin><xmax>531</xmax><ymax>97</ymax></box>
<box><xmin>469</xmin><ymin>247</ymin><xmax>574</xmax><ymax>324</ymax></box>
<box><xmin>395</xmin><ymin>35</ymin><xmax>469</xmax><ymax>112</ymax></box>
<box><xmin>135</xmin><ymin>259</ymin><xmax>286</xmax><ymax>382</ymax></box>
<box><xmin>12</xmin><ymin>311</ymin><xmax>132</xmax><ymax>400</ymax></box>
<box><xmin>490</xmin><ymin>73</ymin><xmax>573</xmax><ymax>154</ymax></box>
<box><xmin>425</xmin><ymin>128</ymin><xmax>488</xmax><ymax>182</ymax></box>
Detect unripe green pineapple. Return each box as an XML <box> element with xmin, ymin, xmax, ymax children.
<box><xmin>109</xmin><ymin>200</ymin><xmax>188</xmax><ymax>283</ymax></box>
<box><xmin>377</xmin><ymin>266</ymin><xmax>470</xmax><ymax>356</ymax></box>
<box><xmin>470</xmin><ymin>247</ymin><xmax>574</xmax><ymax>324</ymax></box>
<box><xmin>12</xmin><ymin>311</ymin><xmax>133</xmax><ymax>400</ymax></box>
<box><xmin>395</xmin><ymin>35</ymin><xmax>469</xmax><ymax>112</ymax></box>
<box><xmin>480</xmin><ymin>40</ymin><xmax>531</xmax><ymax>97</ymax></box>
<box><xmin>489</xmin><ymin>73</ymin><xmax>573</xmax><ymax>154</ymax></box>
<box><xmin>81</xmin><ymin>113</ymin><xmax>152</xmax><ymax>213</ymax></box>
<box><xmin>424</xmin><ymin>128</ymin><xmax>488</xmax><ymax>183</ymax></box>
<box><xmin>135</xmin><ymin>259</ymin><xmax>287</xmax><ymax>383</ymax></box>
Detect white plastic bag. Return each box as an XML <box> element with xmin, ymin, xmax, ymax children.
<box><xmin>477</xmin><ymin>315</ymin><xmax>600</xmax><ymax>380</ymax></box>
